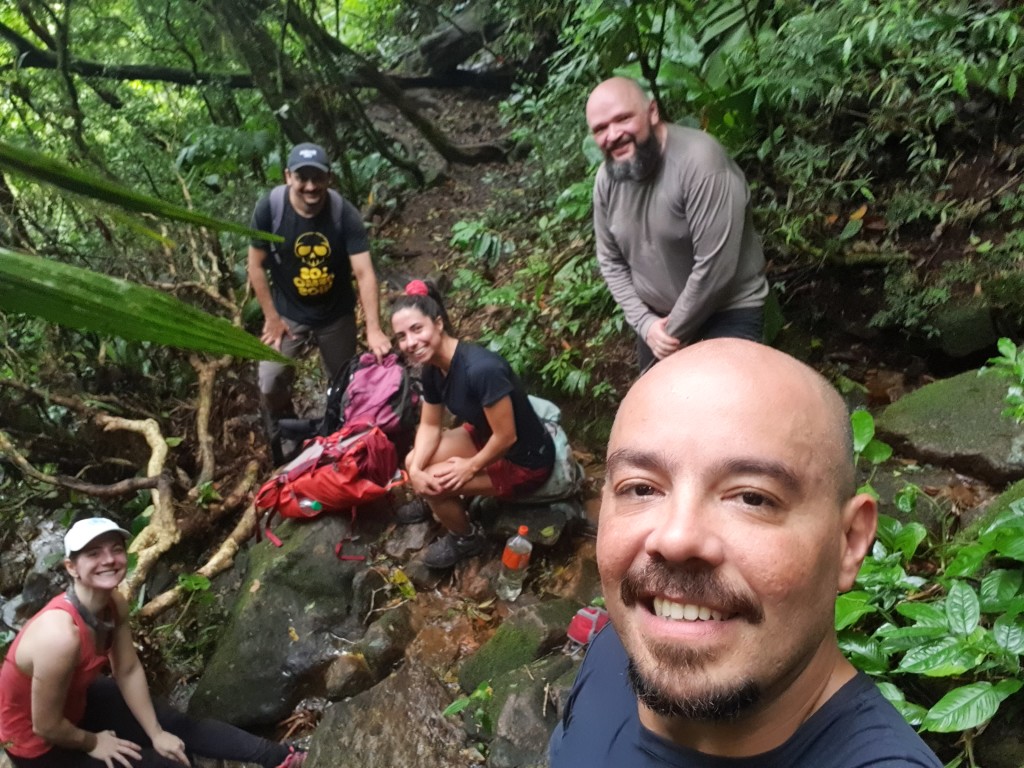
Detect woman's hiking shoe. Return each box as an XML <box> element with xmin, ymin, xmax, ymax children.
<box><xmin>395</xmin><ymin>497</ymin><xmax>432</xmax><ymax>525</ymax></box>
<box><xmin>275</xmin><ymin>746</ymin><xmax>307</xmax><ymax>768</ymax></box>
<box><xmin>422</xmin><ymin>525</ymin><xmax>486</xmax><ymax>568</ymax></box>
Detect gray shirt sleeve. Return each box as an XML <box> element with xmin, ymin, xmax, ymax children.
<box><xmin>593</xmin><ymin>170</ymin><xmax>661</xmax><ymax>342</ymax></box>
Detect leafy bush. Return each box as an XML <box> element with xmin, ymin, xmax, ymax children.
<box><xmin>845</xmin><ymin>411</ymin><xmax>1024</xmax><ymax>761</ymax></box>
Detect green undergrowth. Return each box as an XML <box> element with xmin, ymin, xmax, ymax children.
<box><xmin>847</xmin><ymin>410</ymin><xmax>1024</xmax><ymax>765</ymax></box>
<box><xmin>445</xmin><ymin>0</ymin><xmax>1024</xmax><ymax>412</ymax></box>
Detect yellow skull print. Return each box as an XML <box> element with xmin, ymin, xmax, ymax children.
<box><xmin>294</xmin><ymin>232</ymin><xmax>331</xmax><ymax>268</ymax></box>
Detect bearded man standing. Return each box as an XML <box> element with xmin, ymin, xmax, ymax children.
<box><xmin>548</xmin><ymin>339</ymin><xmax>943</xmax><ymax>767</ymax></box>
<box><xmin>248</xmin><ymin>142</ymin><xmax>390</xmax><ymax>462</ymax></box>
<box><xmin>585</xmin><ymin>77</ymin><xmax>769</xmax><ymax>370</ymax></box>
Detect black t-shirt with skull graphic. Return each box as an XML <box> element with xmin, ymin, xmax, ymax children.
<box><xmin>250</xmin><ymin>188</ymin><xmax>370</xmax><ymax>328</ymax></box>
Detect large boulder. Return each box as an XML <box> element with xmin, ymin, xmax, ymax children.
<box><xmin>188</xmin><ymin>513</ymin><xmax>390</xmax><ymax>728</ymax></box>
<box><xmin>875</xmin><ymin>370</ymin><xmax>1024</xmax><ymax>484</ymax></box>
<box><xmin>307</xmin><ymin>660</ymin><xmax>472</xmax><ymax>768</ymax></box>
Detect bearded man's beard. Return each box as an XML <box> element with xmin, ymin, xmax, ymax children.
<box><xmin>627</xmin><ymin>659</ymin><xmax>761</xmax><ymax>721</ymax></box>
<box><xmin>606</xmin><ymin>131</ymin><xmax>662</xmax><ymax>181</ymax></box>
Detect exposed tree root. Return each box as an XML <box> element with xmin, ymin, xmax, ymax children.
<box><xmin>189</xmin><ymin>354</ymin><xmax>232</xmax><ymax>487</ymax></box>
<box><xmin>0</xmin><ymin>430</ymin><xmax>162</xmax><ymax>497</ymax></box>
<box><xmin>140</xmin><ymin>503</ymin><xmax>259</xmax><ymax>619</ymax></box>
<box><xmin>96</xmin><ymin>415</ymin><xmax>178</xmax><ymax>601</ymax></box>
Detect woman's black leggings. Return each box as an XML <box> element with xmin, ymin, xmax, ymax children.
<box><xmin>6</xmin><ymin>676</ymin><xmax>291</xmax><ymax>768</ymax></box>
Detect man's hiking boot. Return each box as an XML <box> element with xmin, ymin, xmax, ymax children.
<box><xmin>422</xmin><ymin>525</ymin><xmax>486</xmax><ymax>568</ymax></box>
<box><xmin>395</xmin><ymin>497</ymin><xmax>432</xmax><ymax>525</ymax></box>
<box><xmin>274</xmin><ymin>746</ymin><xmax>307</xmax><ymax>768</ymax></box>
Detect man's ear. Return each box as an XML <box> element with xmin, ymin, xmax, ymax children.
<box><xmin>837</xmin><ymin>493</ymin><xmax>878</xmax><ymax>592</ymax></box>
<box><xmin>648</xmin><ymin>99</ymin><xmax>661</xmax><ymax>126</ymax></box>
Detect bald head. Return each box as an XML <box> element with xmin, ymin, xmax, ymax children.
<box><xmin>586</xmin><ymin>77</ymin><xmax>651</xmax><ymax>119</ymax></box>
<box><xmin>612</xmin><ymin>340</ymin><xmax>856</xmax><ymax>501</ymax></box>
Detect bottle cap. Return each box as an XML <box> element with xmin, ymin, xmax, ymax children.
<box><xmin>311</xmin><ymin>500</ymin><xmax>322</xmax><ymax>511</ymax></box>
<box><xmin>518</xmin><ymin>525</ymin><xmax>529</xmax><ymax>536</ymax></box>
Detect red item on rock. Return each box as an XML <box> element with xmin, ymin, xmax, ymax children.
<box><xmin>566</xmin><ymin>605</ymin><xmax>610</xmax><ymax>648</ymax></box>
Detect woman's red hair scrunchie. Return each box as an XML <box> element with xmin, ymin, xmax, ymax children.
<box><xmin>405</xmin><ymin>280</ymin><xmax>429</xmax><ymax>296</ymax></box>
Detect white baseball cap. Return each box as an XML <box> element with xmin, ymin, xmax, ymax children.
<box><xmin>64</xmin><ymin>517</ymin><xmax>131</xmax><ymax>558</ymax></box>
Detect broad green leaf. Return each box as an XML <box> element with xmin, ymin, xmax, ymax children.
<box><xmin>921</xmin><ymin>680</ymin><xmax>1020</xmax><ymax>732</ymax></box>
<box><xmin>860</xmin><ymin>438</ymin><xmax>892</xmax><ymax>464</ymax></box>
<box><xmin>874</xmin><ymin>624</ymin><xmax>948</xmax><ymax>653</ymax></box>
<box><xmin>837</xmin><ymin>632</ymin><xmax>890</xmax><ymax>675</ymax></box>
<box><xmin>993</xmin><ymin>523</ymin><xmax>1024</xmax><ymax>561</ymax></box>
<box><xmin>0</xmin><ymin>249</ymin><xmax>287</xmax><ymax>363</ymax></box>
<box><xmin>892</xmin><ymin>522</ymin><xmax>927</xmax><ymax>561</ymax></box>
<box><xmin>835</xmin><ymin>591</ymin><xmax>877</xmax><ymax>630</ymax></box>
<box><xmin>945</xmin><ymin>581</ymin><xmax>981</xmax><ymax>636</ymax></box>
<box><xmin>0</xmin><ymin>140</ymin><xmax>279</xmax><ymax>243</ymax></box>
<box><xmin>850</xmin><ymin>409</ymin><xmax>875</xmax><ymax>453</ymax></box>
<box><xmin>992</xmin><ymin>614</ymin><xmax>1024</xmax><ymax>654</ymax></box>
<box><xmin>944</xmin><ymin>543</ymin><xmax>990</xmax><ymax>579</ymax></box>
<box><xmin>897</xmin><ymin>637</ymin><xmax>984</xmax><ymax>676</ymax></box>
<box><xmin>875</xmin><ymin>682</ymin><xmax>927</xmax><ymax>726</ymax></box>
<box><xmin>874</xmin><ymin>514</ymin><xmax>902</xmax><ymax>552</ymax></box>
<box><xmin>996</xmin><ymin>337</ymin><xmax>1019</xmax><ymax>360</ymax></box>
<box><xmin>895</xmin><ymin>602</ymin><xmax>946</xmax><ymax>628</ymax></box>
<box><xmin>980</xmin><ymin>569</ymin><xmax>1023</xmax><ymax>612</ymax></box>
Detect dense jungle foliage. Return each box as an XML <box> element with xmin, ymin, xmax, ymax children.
<box><xmin>2</xmin><ymin>1</ymin><xmax>1024</xmax><ymax>764</ymax></box>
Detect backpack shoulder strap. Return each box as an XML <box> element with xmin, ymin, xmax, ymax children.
<box><xmin>270</xmin><ymin>185</ymin><xmax>288</xmax><ymax>236</ymax></box>
<box><xmin>327</xmin><ymin>189</ymin><xmax>345</xmax><ymax>239</ymax></box>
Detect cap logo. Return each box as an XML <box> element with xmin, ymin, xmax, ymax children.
<box><xmin>299</xmin><ymin>149</ymin><xmax>318</xmax><ymax>158</ymax></box>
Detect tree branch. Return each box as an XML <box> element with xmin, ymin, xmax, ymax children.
<box><xmin>1</xmin><ymin>21</ymin><xmax>513</xmax><ymax>91</ymax></box>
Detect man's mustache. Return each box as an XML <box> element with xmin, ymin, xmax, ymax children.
<box><xmin>620</xmin><ymin>561</ymin><xmax>764</xmax><ymax>624</ymax></box>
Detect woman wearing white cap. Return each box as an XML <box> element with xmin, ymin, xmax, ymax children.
<box><xmin>0</xmin><ymin>517</ymin><xmax>306</xmax><ymax>768</ymax></box>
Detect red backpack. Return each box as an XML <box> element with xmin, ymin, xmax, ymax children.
<box><xmin>254</xmin><ymin>423</ymin><xmax>403</xmax><ymax>556</ymax></box>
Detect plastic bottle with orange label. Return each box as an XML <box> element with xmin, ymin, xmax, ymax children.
<box><xmin>495</xmin><ymin>525</ymin><xmax>532</xmax><ymax>601</ymax></box>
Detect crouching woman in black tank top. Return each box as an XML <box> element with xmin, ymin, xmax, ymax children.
<box><xmin>390</xmin><ymin>280</ymin><xmax>554</xmax><ymax>569</ymax></box>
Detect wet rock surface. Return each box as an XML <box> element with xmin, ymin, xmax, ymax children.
<box><xmin>876</xmin><ymin>369</ymin><xmax>1024</xmax><ymax>485</ymax></box>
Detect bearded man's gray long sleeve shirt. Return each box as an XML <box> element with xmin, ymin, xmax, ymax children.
<box><xmin>593</xmin><ymin>124</ymin><xmax>769</xmax><ymax>344</ymax></box>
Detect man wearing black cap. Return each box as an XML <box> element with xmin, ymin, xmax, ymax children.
<box><xmin>248</xmin><ymin>142</ymin><xmax>390</xmax><ymax>461</ymax></box>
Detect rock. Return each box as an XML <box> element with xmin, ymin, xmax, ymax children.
<box><xmin>308</xmin><ymin>661</ymin><xmax>471</xmax><ymax>768</ymax></box>
<box><xmin>864</xmin><ymin>464</ymin><xmax>992</xmax><ymax>532</ymax></box>
<box><xmin>405</xmin><ymin>608</ymin><xmax>480</xmax><ymax>673</ymax></box>
<box><xmin>926</xmin><ymin>298</ymin><xmax>997</xmax><ymax>358</ymax></box>
<box><xmin>402</xmin><ymin>554</ymin><xmax>451</xmax><ymax>590</ymax></box>
<box><xmin>486</xmin><ymin>654</ymin><xmax>578</xmax><ymax>768</ymax></box>
<box><xmin>539</xmin><ymin>538</ymin><xmax>602</xmax><ymax>605</ymax></box>
<box><xmin>461</xmin><ymin>558</ymin><xmax>500</xmax><ymax>602</ymax></box>
<box><xmin>974</xmin><ymin>690</ymin><xmax>1024</xmax><ymax>768</ymax></box>
<box><xmin>475</xmin><ymin>497</ymin><xmax>585</xmax><ymax>547</ymax></box>
<box><xmin>323</xmin><ymin>652</ymin><xmax>374</xmax><ymax>701</ymax></box>
<box><xmin>188</xmin><ymin>515</ymin><xmax>388</xmax><ymax>728</ymax></box>
<box><xmin>458</xmin><ymin>598</ymin><xmax>580</xmax><ymax>694</ymax></box>
<box><xmin>876</xmin><ymin>370</ymin><xmax>1024</xmax><ymax>485</ymax></box>
<box><xmin>0</xmin><ymin>548</ymin><xmax>30</xmax><ymax>596</ymax></box>
<box><xmin>353</xmin><ymin>603</ymin><xmax>415</xmax><ymax>678</ymax></box>
<box><xmin>383</xmin><ymin>520</ymin><xmax>436</xmax><ymax>559</ymax></box>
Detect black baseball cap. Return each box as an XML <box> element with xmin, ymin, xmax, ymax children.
<box><xmin>287</xmin><ymin>143</ymin><xmax>330</xmax><ymax>173</ymax></box>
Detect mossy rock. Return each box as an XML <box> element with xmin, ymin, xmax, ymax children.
<box><xmin>458</xmin><ymin>598</ymin><xmax>580</xmax><ymax>693</ymax></box>
<box><xmin>876</xmin><ymin>370</ymin><xmax>1024</xmax><ymax>484</ymax></box>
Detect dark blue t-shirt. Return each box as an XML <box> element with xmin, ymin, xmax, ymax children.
<box><xmin>549</xmin><ymin>627</ymin><xmax>944</xmax><ymax>768</ymax></box>
<box><xmin>421</xmin><ymin>342</ymin><xmax>553</xmax><ymax>470</ymax></box>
